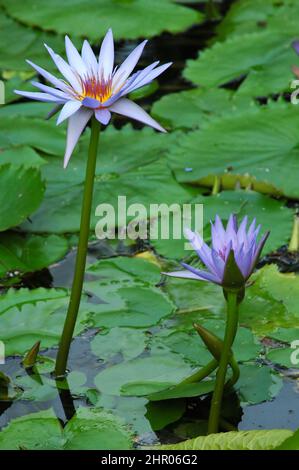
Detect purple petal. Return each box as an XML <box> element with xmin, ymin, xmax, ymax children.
<box><xmin>247</xmin><ymin>218</ymin><xmax>257</xmax><ymax>239</ymax></box>
<box><xmin>31</xmin><ymin>81</ymin><xmax>69</xmax><ymax>100</ymax></box>
<box><xmin>82</xmin><ymin>97</ymin><xmax>101</xmax><ymax>109</ymax></box>
<box><xmin>44</xmin><ymin>44</ymin><xmax>82</xmax><ymax>93</ymax></box>
<box><xmin>63</xmin><ymin>108</ymin><xmax>93</xmax><ymax>168</ymax></box>
<box><xmin>184</xmin><ymin>228</ymin><xmax>217</xmax><ymax>275</ymax></box>
<box><xmin>292</xmin><ymin>40</ymin><xmax>299</xmax><ymax>55</ymax></box>
<box><xmin>95</xmin><ymin>108</ymin><xmax>111</xmax><ymax>125</ymax></box>
<box><xmin>26</xmin><ymin>60</ymin><xmax>70</xmax><ymax>93</ymax></box>
<box><xmin>65</xmin><ymin>36</ymin><xmax>87</xmax><ymax>76</ymax></box>
<box><xmin>226</xmin><ymin>213</ymin><xmax>238</xmax><ymax>234</ymax></box>
<box><xmin>128</xmin><ymin>62</ymin><xmax>172</xmax><ymax>92</ymax></box>
<box><xmin>14</xmin><ymin>90</ymin><xmax>65</xmax><ymax>103</ymax></box>
<box><xmin>237</xmin><ymin>215</ymin><xmax>248</xmax><ymax>241</ymax></box>
<box><xmin>211</xmin><ymin>249</ymin><xmax>225</xmax><ymax>278</ymax></box>
<box><xmin>112</xmin><ymin>40</ymin><xmax>147</xmax><ymax>89</ymax></box>
<box><xmin>56</xmin><ymin>100</ymin><xmax>82</xmax><ymax>125</ymax></box>
<box><xmin>181</xmin><ymin>263</ymin><xmax>221</xmax><ymax>284</ymax></box>
<box><xmin>250</xmin><ymin>231</ymin><xmax>270</xmax><ymax>273</ymax></box>
<box><xmin>109</xmin><ymin>98</ymin><xmax>166</xmax><ymax>132</ymax></box>
<box><xmin>119</xmin><ymin>61</ymin><xmax>160</xmax><ymax>96</ymax></box>
<box><xmin>98</xmin><ymin>28</ymin><xmax>114</xmax><ymax>79</ymax></box>
<box><xmin>162</xmin><ymin>270</ymin><xmax>205</xmax><ymax>281</ymax></box>
<box><xmin>82</xmin><ymin>40</ymin><xmax>98</xmax><ymax>75</ymax></box>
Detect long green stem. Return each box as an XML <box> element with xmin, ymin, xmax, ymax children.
<box><xmin>181</xmin><ymin>359</ymin><xmax>218</xmax><ymax>385</ymax></box>
<box><xmin>207</xmin><ymin>291</ymin><xmax>239</xmax><ymax>434</ymax></box>
<box><xmin>55</xmin><ymin>118</ymin><xmax>100</xmax><ymax>378</ymax></box>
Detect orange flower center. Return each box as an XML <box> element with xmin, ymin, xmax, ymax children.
<box><xmin>80</xmin><ymin>75</ymin><xmax>113</xmax><ymax>103</ymax></box>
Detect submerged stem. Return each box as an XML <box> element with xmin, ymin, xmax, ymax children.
<box><xmin>207</xmin><ymin>291</ymin><xmax>239</xmax><ymax>434</ymax></box>
<box><xmin>55</xmin><ymin>118</ymin><xmax>100</xmax><ymax>378</ymax></box>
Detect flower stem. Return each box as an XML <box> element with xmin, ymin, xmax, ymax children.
<box><xmin>55</xmin><ymin>117</ymin><xmax>100</xmax><ymax>378</ymax></box>
<box><xmin>207</xmin><ymin>290</ymin><xmax>239</xmax><ymax>434</ymax></box>
<box><xmin>181</xmin><ymin>359</ymin><xmax>218</xmax><ymax>385</ymax></box>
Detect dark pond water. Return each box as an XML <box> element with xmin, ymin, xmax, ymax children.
<box><xmin>1</xmin><ymin>0</ymin><xmax>299</xmax><ymax>445</ymax></box>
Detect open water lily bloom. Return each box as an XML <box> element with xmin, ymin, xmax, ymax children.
<box><xmin>165</xmin><ymin>215</ymin><xmax>269</xmax><ymax>287</ymax></box>
<box><xmin>15</xmin><ymin>29</ymin><xmax>172</xmax><ymax>168</ymax></box>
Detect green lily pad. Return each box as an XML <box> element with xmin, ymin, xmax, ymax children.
<box><xmin>0</xmin><ymin>409</ymin><xmax>64</xmax><ymax>450</ymax></box>
<box><xmin>216</xmin><ymin>0</ymin><xmax>299</xmax><ymax>40</ymax></box>
<box><xmin>241</xmin><ymin>265</ymin><xmax>299</xmax><ymax>335</ymax></box>
<box><xmin>148</xmin><ymin>380</ymin><xmax>215</xmax><ymax>401</ymax></box>
<box><xmin>0</xmin><ymin>232</ymin><xmax>69</xmax><ymax>278</ymax></box>
<box><xmin>0</xmin><ymin>102</ymin><xmax>53</xmax><ymax>119</ymax></box>
<box><xmin>86</xmin><ymin>282</ymin><xmax>174</xmax><ymax>328</ymax></box>
<box><xmin>236</xmin><ymin>364</ymin><xmax>282</xmax><ymax>405</ymax></box>
<box><xmin>0</xmin><ymin>164</ymin><xmax>44</xmax><ymax>232</ymax></box>
<box><xmin>0</xmin><ymin>13</ymin><xmax>65</xmax><ymax>72</ymax></box>
<box><xmin>267</xmin><ymin>347</ymin><xmax>299</xmax><ymax>369</ymax></box>
<box><xmin>0</xmin><ymin>407</ymin><xmax>133</xmax><ymax>450</ymax></box>
<box><xmin>0</xmin><ymin>287</ymin><xmax>87</xmax><ymax>355</ymax></box>
<box><xmin>276</xmin><ymin>427</ymin><xmax>299</xmax><ymax>450</ymax></box>
<box><xmin>91</xmin><ymin>327</ymin><xmax>147</xmax><ymax>361</ymax></box>
<box><xmin>21</xmin><ymin>125</ymin><xmax>192</xmax><ymax>233</ymax></box>
<box><xmin>267</xmin><ymin>327</ymin><xmax>299</xmax><ymax>344</ymax></box>
<box><xmin>64</xmin><ymin>407</ymin><xmax>132</xmax><ymax>450</ymax></box>
<box><xmin>146</xmin><ymin>399</ymin><xmax>186</xmax><ymax>431</ymax></box>
<box><xmin>1</xmin><ymin>0</ymin><xmax>201</xmax><ymax>41</ymax></box>
<box><xmin>151</xmin><ymin>329</ymin><xmax>212</xmax><ymax>366</ymax></box>
<box><xmin>87</xmin><ymin>256</ymin><xmax>162</xmax><ymax>285</ymax></box>
<box><xmin>15</xmin><ymin>375</ymin><xmax>58</xmax><ymax>402</ymax></box>
<box><xmin>94</xmin><ymin>353</ymin><xmax>194</xmax><ymax>396</ymax></box>
<box><xmin>0</xmin><ymin>147</ymin><xmax>45</xmax><ymax>168</ymax></box>
<box><xmin>184</xmin><ymin>30</ymin><xmax>296</xmax><ymax>98</ymax></box>
<box><xmin>152</xmin><ymin>88</ymin><xmax>254</xmax><ymax>130</ymax></box>
<box><xmin>167</xmin><ymin>102</ymin><xmax>299</xmax><ymax>199</ymax></box>
<box><xmin>0</xmin><ymin>116</ymin><xmax>66</xmax><ymax>155</ymax></box>
<box><xmin>157</xmin><ymin>428</ymin><xmax>293</xmax><ymax>450</ymax></box>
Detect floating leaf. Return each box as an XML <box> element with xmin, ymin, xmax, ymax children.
<box><xmin>94</xmin><ymin>354</ymin><xmax>194</xmax><ymax>396</ymax></box>
<box><xmin>267</xmin><ymin>347</ymin><xmax>299</xmax><ymax>369</ymax></box>
<box><xmin>236</xmin><ymin>364</ymin><xmax>282</xmax><ymax>405</ymax></box>
<box><xmin>0</xmin><ymin>287</ymin><xmax>87</xmax><ymax>355</ymax></box>
<box><xmin>0</xmin><ymin>409</ymin><xmax>63</xmax><ymax>450</ymax></box>
<box><xmin>216</xmin><ymin>0</ymin><xmax>299</xmax><ymax>40</ymax></box>
<box><xmin>1</xmin><ymin>0</ymin><xmax>201</xmax><ymax>41</ymax></box>
<box><xmin>87</xmin><ymin>256</ymin><xmax>162</xmax><ymax>285</ymax></box>
<box><xmin>276</xmin><ymin>427</ymin><xmax>299</xmax><ymax>450</ymax></box>
<box><xmin>0</xmin><ymin>13</ymin><xmax>65</xmax><ymax>72</ymax></box>
<box><xmin>0</xmin><ymin>102</ymin><xmax>52</xmax><ymax>119</ymax></box>
<box><xmin>152</xmin><ymin>88</ymin><xmax>253</xmax><ymax>130</ymax></box>
<box><xmin>0</xmin><ymin>164</ymin><xmax>44</xmax><ymax>232</ymax></box>
<box><xmin>146</xmin><ymin>399</ymin><xmax>186</xmax><ymax>431</ymax></box>
<box><xmin>148</xmin><ymin>380</ymin><xmax>215</xmax><ymax>402</ymax></box>
<box><xmin>0</xmin><ymin>116</ymin><xmax>66</xmax><ymax>155</ymax></box>
<box><xmin>0</xmin><ymin>147</ymin><xmax>45</xmax><ymax>168</ymax></box>
<box><xmin>184</xmin><ymin>30</ymin><xmax>296</xmax><ymax>98</ymax></box>
<box><xmin>64</xmin><ymin>407</ymin><xmax>132</xmax><ymax>450</ymax></box>
<box><xmin>157</xmin><ymin>428</ymin><xmax>293</xmax><ymax>450</ymax></box>
<box><xmin>0</xmin><ymin>407</ymin><xmax>133</xmax><ymax>450</ymax></box>
<box><xmin>168</xmin><ymin>102</ymin><xmax>299</xmax><ymax>199</ymax></box>
<box><xmin>241</xmin><ymin>265</ymin><xmax>299</xmax><ymax>335</ymax></box>
<box><xmin>0</xmin><ymin>232</ymin><xmax>69</xmax><ymax>278</ymax></box>
<box><xmin>91</xmin><ymin>327</ymin><xmax>147</xmax><ymax>361</ymax></box>
<box><xmin>86</xmin><ymin>282</ymin><xmax>174</xmax><ymax>328</ymax></box>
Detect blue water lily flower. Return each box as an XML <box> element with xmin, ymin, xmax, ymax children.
<box><xmin>15</xmin><ymin>29</ymin><xmax>172</xmax><ymax>168</ymax></box>
<box><xmin>164</xmin><ymin>214</ymin><xmax>269</xmax><ymax>288</ymax></box>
